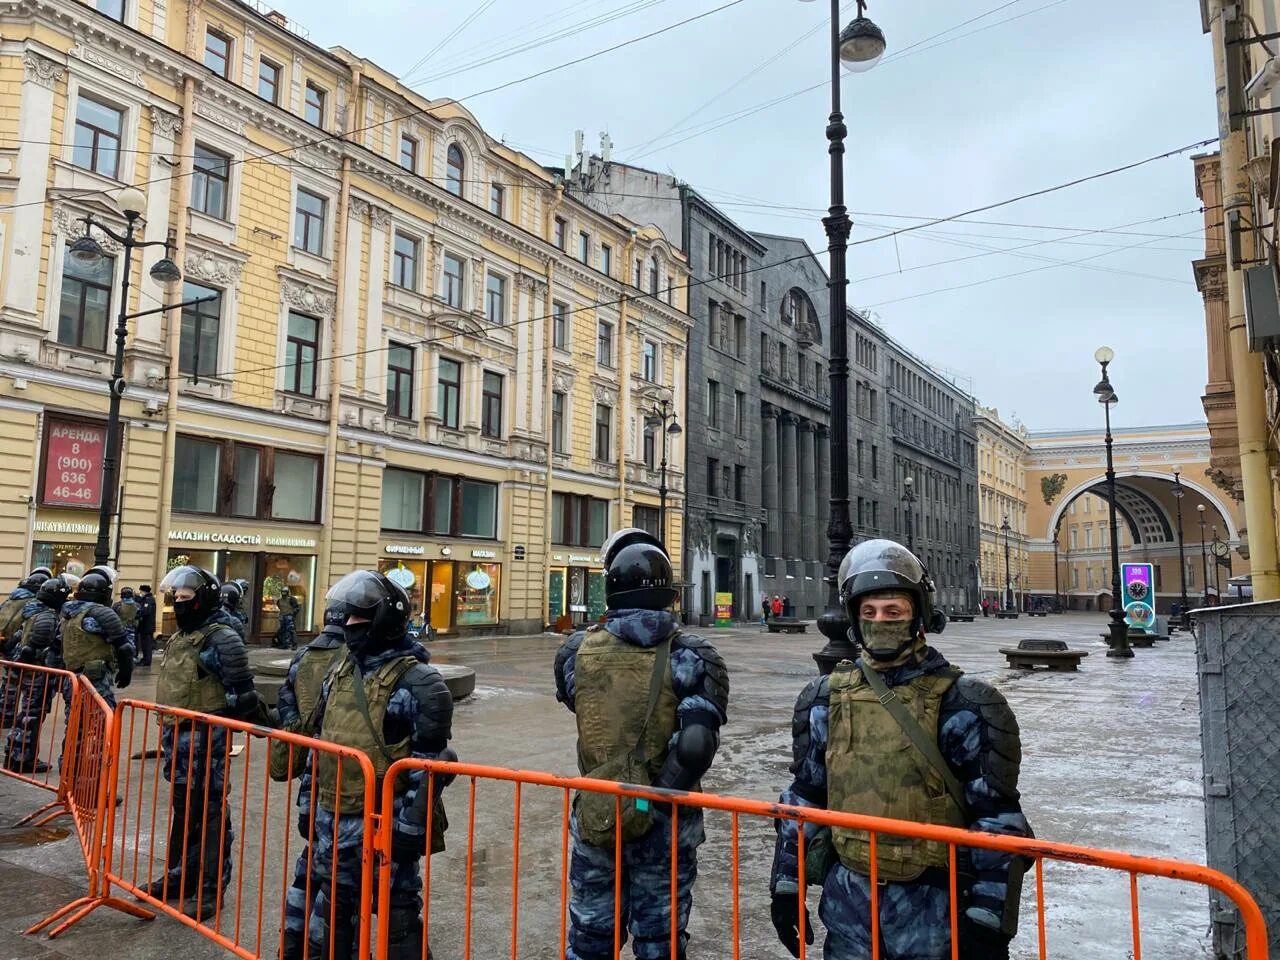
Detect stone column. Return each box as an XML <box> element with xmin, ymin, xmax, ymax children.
<box><xmin>761</xmin><ymin>404</ymin><xmax>780</xmax><ymax>558</ymax></box>
<box><xmin>814</xmin><ymin>426</ymin><xmax>831</xmax><ymax>551</ymax></box>
<box><xmin>798</xmin><ymin>420</ymin><xmax>817</xmax><ymax>563</ymax></box>
<box><xmin>779</xmin><ymin>412</ymin><xmax>800</xmax><ymax>560</ymax></box>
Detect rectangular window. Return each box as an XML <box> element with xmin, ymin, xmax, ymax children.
<box><xmin>387</xmin><ymin>343</ymin><xmax>414</xmax><ymax>419</ymax></box>
<box><xmin>173</xmin><ymin>437</ymin><xmax>221</xmax><ymax>513</ymax></box>
<box><xmin>382</xmin><ymin>468</ymin><xmax>424</xmax><ymax>532</ymax></box>
<box><xmin>594</xmin><ymin>405</ymin><xmax>612</xmax><ymax>461</ymax></box>
<box><xmin>596</xmin><ymin>321</ymin><xmax>613</xmax><ymax>367</ymax></box>
<box><xmin>554</xmin><ymin>217</ymin><xmax>566</xmax><ymax>250</ymax></box>
<box><xmin>204</xmin><ymin>28</ymin><xmax>231</xmax><ymax>78</ymax></box>
<box><xmin>734</xmin><ymin>465</ymin><xmax>746</xmax><ymax>502</ymax></box>
<box><xmin>551</xmin><ymin>493</ymin><xmax>610</xmax><ymax>547</ymax></box>
<box><xmin>708</xmin><ymin>298</ymin><xmax>719</xmax><ymax>348</ymax></box>
<box><xmin>734</xmin><ymin>314</ymin><xmax>746</xmax><ymax>357</ymax></box>
<box><xmin>633</xmin><ymin>505</ymin><xmax>660</xmax><ymax>540</ymax></box>
<box><xmin>443</xmin><ymin>253</ymin><xmax>465</xmax><ymax>308</ymax></box>
<box><xmin>420</xmin><ymin>476</ymin><xmax>449</xmax><ymax>534</ymax></box>
<box><xmin>258</xmin><ymin>59</ymin><xmax>281</xmax><ymax>104</ymax></box>
<box><xmin>857</xmin><ymin>440</ymin><xmax>864</xmax><ymax>476</ymax></box>
<box><xmin>551</xmin><ymin>391</ymin><xmax>566</xmax><ymax>454</ymax></box>
<box><xmin>271</xmin><ymin>452</ymin><xmax>320</xmax><ymax>522</ymax></box>
<box><xmin>871</xmin><ymin>444</ymin><xmax>879</xmax><ymax>479</ymax></box>
<box><xmin>642</xmin><ymin>341</ymin><xmax>657</xmax><ymax>383</ymax></box>
<box><xmin>178</xmin><ymin>282</ymin><xmax>221</xmax><ymax>378</ymax></box>
<box><xmin>58</xmin><ymin>245</ymin><xmax>113</xmax><ymax>352</ymax></box>
<box><xmin>73</xmin><ymin>96</ymin><xmax>124</xmax><ymax>178</ymax></box>
<box><xmin>393</xmin><ymin>232</ymin><xmax>419</xmax><ymax>290</ymax></box>
<box><xmin>734</xmin><ymin>390</ymin><xmax>746</xmax><ymax>437</ymax></box>
<box><xmin>437</xmin><ymin>358</ymin><xmax>461</xmax><ymax>429</ymax></box>
<box><xmin>489</xmin><ymin>183</ymin><xmax>504</xmax><ymax>216</ymax></box>
<box><xmin>294</xmin><ymin>188</ymin><xmax>327</xmax><ymax>255</ymax></box>
<box><xmin>481</xmin><ymin>371</ymin><xmax>504</xmax><ymax>438</ymax></box>
<box><xmin>706</xmin><ymin>458</ymin><xmax>720</xmax><ymax>498</ymax></box>
<box><xmin>643</xmin><ymin>427</ymin><xmax>656</xmax><ymax>469</ymax></box>
<box><xmin>485</xmin><ymin>273</ymin><xmax>507</xmax><ymax>324</ymax></box>
<box><xmin>229</xmin><ymin>444</ymin><xmax>261</xmax><ymax>518</ymax></box>
<box><xmin>399</xmin><ymin>133</ymin><xmax>419</xmax><ymax>172</ymax></box>
<box><xmin>460</xmin><ymin>480</ymin><xmax>498</xmax><ymax>538</ymax></box>
<box><xmin>284</xmin><ymin>312</ymin><xmax>319</xmax><ymax>396</ymax></box>
<box><xmin>552</xmin><ymin>301</ymin><xmax>568</xmax><ymax>348</ymax></box>
<box><xmin>304</xmin><ymin>82</ymin><xmax>326</xmax><ymax>127</ymax></box>
<box><xmin>707</xmin><ymin>380</ymin><xmax>720</xmax><ymax>430</ymax></box>
<box><xmin>634</xmin><ymin>259</ymin><xmax>642</xmax><ymax>287</ymax></box>
<box><xmin>191</xmin><ymin>144</ymin><xmax>230</xmax><ymax>219</ymax></box>
<box><xmin>578</xmin><ymin>231</ymin><xmax>590</xmax><ymax>264</ymax></box>
<box><xmin>96</xmin><ymin>0</ymin><xmax>125</xmax><ymax>20</ymax></box>
<box><xmin>649</xmin><ymin>260</ymin><xmax>659</xmax><ymax>295</ymax></box>
<box><xmin>601</xmin><ymin>243</ymin><xmax>612</xmax><ymax>276</ymax></box>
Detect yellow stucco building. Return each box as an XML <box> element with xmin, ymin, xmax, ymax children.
<box><xmin>0</xmin><ymin>0</ymin><xmax>690</xmax><ymax>639</ymax></box>
<box><xmin>973</xmin><ymin>406</ymin><xmax>1030</xmax><ymax>608</ymax></box>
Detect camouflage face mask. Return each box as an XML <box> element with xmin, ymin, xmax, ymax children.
<box><xmin>859</xmin><ymin>618</ymin><xmax>919</xmax><ymax>666</ymax></box>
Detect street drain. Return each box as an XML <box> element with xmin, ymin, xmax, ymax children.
<box><xmin>0</xmin><ymin>825</ymin><xmax>70</xmax><ymax>847</ymax></box>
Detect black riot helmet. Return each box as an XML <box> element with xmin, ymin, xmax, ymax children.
<box><xmin>159</xmin><ymin>565</ymin><xmax>222</xmax><ymax>632</ymax></box>
<box><xmin>119</xmin><ymin>586</ymin><xmax>134</xmax><ymax>601</ymax></box>
<box><xmin>20</xmin><ymin>569</ymin><xmax>52</xmax><ymax>591</ymax></box>
<box><xmin>838</xmin><ymin>538</ymin><xmax>946</xmax><ymax>638</ymax></box>
<box><xmin>36</xmin><ymin>576</ymin><xmax>72</xmax><ymax>611</ymax></box>
<box><xmin>325</xmin><ymin>570</ymin><xmax>410</xmax><ymax>640</ymax></box>
<box><xmin>28</xmin><ymin>566</ymin><xmax>53</xmax><ymax>580</ymax></box>
<box><xmin>220</xmin><ymin>581</ymin><xmax>243</xmax><ymax>608</ymax></box>
<box><xmin>601</xmin><ymin>527</ymin><xmax>666</xmax><ymax>569</ymax></box>
<box><xmin>85</xmin><ymin>565</ymin><xmax>118</xmax><ymax>585</ymax></box>
<box><xmin>75</xmin><ymin>572</ymin><xmax>113</xmax><ymax>605</ymax></box>
<box><xmin>606</xmin><ymin>542</ymin><xmax>677</xmax><ymax>611</ymax></box>
<box><xmin>323</xmin><ymin>604</ymin><xmax>348</xmax><ymax>629</ymax></box>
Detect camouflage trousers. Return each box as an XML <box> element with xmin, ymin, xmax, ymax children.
<box><xmin>567</xmin><ymin>808</ymin><xmax>705</xmax><ymax>960</ymax></box>
<box><xmin>0</xmin><ymin>663</ymin><xmax>22</xmax><ymax>726</ymax></box>
<box><xmin>817</xmin><ymin>862</ymin><xmax>952</xmax><ymax>960</ymax></box>
<box><xmin>285</xmin><ymin>808</ymin><xmax>426</xmax><ymax>960</ymax></box>
<box><xmin>4</xmin><ymin>669</ymin><xmax>56</xmax><ymax>769</ymax></box>
<box><xmin>274</xmin><ymin>616</ymin><xmax>297</xmax><ymax>650</ymax></box>
<box><xmin>156</xmin><ymin>726</ymin><xmax>234</xmax><ymax>895</ymax></box>
<box><xmin>59</xmin><ymin>670</ymin><xmax>116</xmax><ymax>777</ymax></box>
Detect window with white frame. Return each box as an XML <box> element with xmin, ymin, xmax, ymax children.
<box><xmin>642</xmin><ymin>340</ymin><xmax>657</xmax><ymax>382</ymax></box>
<box><xmin>481</xmin><ymin>371</ymin><xmax>504</xmax><ymax>438</ymax></box>
<box><xmin>437</xmin><ymin>357</ymin><xmax>461</xmax><ymax>429</ymax></box>
<box><xmin>443</xmin><ymin>253</ymin><xmax>465</xmax><ymax>308</ymax></box>
<box><xmin>204</xmin><ymin>27</ymin><xmax>232</xmax><ymax>78</ymax></box>
<box><xmin>73</xmin><ymin>96</ymin><xmax>124</xmax><ymax>179</ymax></box>
<box><xmin>399</xmin><ymin>133</ymin><xmax>419</xmax><ymax>172</ymax></box>
<box><xmin>596</xmin><ymin>320</ymin><xmax>613</xmax><ymax>367</ymax></box>
<box><xmin>258</xmin><ymin>58</ymin><xmax>282</xmax><ymax>104</ymax></box>
<box><xmin>191</xmin><ymin>144</ymin><xmax>231</xmax><ymax>220</ymax></box>
<box><xmin>393</xmin><ymin>232</ymin><xmax>419</xmax><ymax>291</ymax></box>
<box><xmin>485</xmin><ymin>273</ymin><xmax>506</xmax><ymax>324</ymax></box>
<box><xmin>284</xmin><ymin>311</ymin><xmax>320</xmax><ymax>396</ymax></box>
<box><xmin>551</xmin><ymin>391</ymin><xmax>566</xmax><ymax>454</ymax></box>
<box><xmin>489</xmin><ymin>183</ymin><xmax>504</xmax><ymax>217</ymax></box>
<box><xmin>58</xmin><ymin>244</ymin><xmax>113</xmax><ymax>352</ymax></box>
<box><xmin>387</xmin><ymin>343</ymin><xmax>414</xmax><ymax>419</ymax></box>
<box><xmin>294</xmin><ymin>188</ymin><xmax>326</xmax><ymax>255</ymax></box>
<box><xmin>304</xmin><ymin>82</ymin><xmax>326</xmax><ymax>127</ymax></box>
<box><xmin>95</xmin><ymin>0</ymin><xmax>125</xmax><ymax>21</ymax></box>
<box><xmin>594</xmin><ymin>405</ymin><xmax>612</xmax><ymax>461</ymax></box>
<box><xmin>446</xmin><ymin>144</ymin><xmax>464</xmax><ymax>196</ymax></box>
<box><xmin>552</xmin><ymin>301</ymin><xmax>567</xmax><ymax>349</ymax></box>
<box><xmin>178</xmin><ymin>281</ymin><xmax>222</xmax><ymax>378</ymax></box>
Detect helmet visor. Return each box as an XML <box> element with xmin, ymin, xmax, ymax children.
<box><xmin>160</xmin><ymin>565</ymin><xmax>215</xmax><ymax>594</ymax></box>
<box><xmin>838</xmin><ymin>539</ymin><xmax>925</xmax><ymax>598</ymax></box>
<box><xmin>325</xmin><ymin>570</ymin><xmax>388</xmax><ymax>613</ymax></box>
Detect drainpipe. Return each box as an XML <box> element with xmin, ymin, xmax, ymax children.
<box><xmin>317</xmin><ymin>66</ymin><xmax>360</xmax><ymax>591</ymax></box>
<box><xmin>1208</xmin><ymin>0</ymin><xmax>1280</xmax><ymax>600</ymax></box>
<box><xmin>543</xmin><ymin>185</ymin><xmax>562</xmax><ymax>621</ymax></box>
<box><xmin>617</xmin><ymin>234</ymin><xmax>637</xmax><ymax>534</ymax></box>
<box><xmin>154</xmin><ymin>75</ymin><xmax>197</xmax><ymax>589</ymax></box>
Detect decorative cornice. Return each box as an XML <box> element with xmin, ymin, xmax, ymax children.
<box><xmin>68</xmin><ymin>40</ymin><xmax>143</xmax><ymax>85</ymax></box>
<box><xmin>184</xmin><ymin>247</ymin><xmax>244</xmax><ymax>286</ymax></box>
<box><xmin>193</xmin><ymin>98</ymin><xmax>245</xmax><ymax>135</ymax></box>
<box><xmin>370</xmin><ymin>207</ymin><xmax>393</xmax><ymax>230</ymax></box>
<box><xmin>1194</xmin><ymin>257</ymin><xmax>1227</xmax><ymax>299</ymax></box>
<box><xmin>347</xmin><ymin>196</ymin><xmax>370</xmax><ymax>222</ymax></box>
<box><xmin>22</xmin><ymin>50</ymin><xmax>65</xmax><ymax>90</ymax></box>
<box><xmin>52</xmin><ymin>204</ymin><xmax>122</xmax><ymax>254</ymax></box>
<box><xmin>279</xmin><ymin>273</ymin><xmax>336</xmax><ymax>318</ymax></box>
<box><xmin>149</xmin><ymin>106</ymin><xmax>183</xmax><ymax>139</ymax></box>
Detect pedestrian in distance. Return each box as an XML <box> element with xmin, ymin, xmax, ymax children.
<box><xmin>274</xmin><ymin>587</ymin><xmax>301</xmax><ymax>650</ymax></box>
<box><xmin>301</xmin><ymin>570</ymin><xmax>456</xmax><ymax>960</ymax></box>
<box><xmin>771</xmin><ymin>539</ymin><xmax>1031</xmax><ymax>960</ymax></box>
<box><xmin>5</xmin><ymin>574</ymin><xmax>74</xmax><ymax>775</ymax></box>
<box><xmin>772</xmin><ymin>595</ymin><xmax>784</xmax><ymax>620</ymax></box>
<box><xmin>762</xmin><ymin>592</ymin><xmax>771</xmax><ymax>626</ymax></box>
<box><xmin>135</xmin><ymin>584</ymin><xmax>157</xmax><ymax>667</ymax></box>
<box><xmin>148</xmin><ymin>565</ymin><xmax>264</xmax><ymax>921</ymax></box>
<box><xmin>0</xmin><ymin>566</ymin><xmax>52</xmax><ymax>725</ymax></box>
<box><xmin>554</xmin><ymin>528</ymin><xmax>729</xmax><ymax>960</ymax></box>
<box><xmin>980</xmin><ymin>598</ymin><xmax>989</xmax><ymax>618</ymax></box>
<box><xmin>272</xmin><ymin>604</ymin><xmax>348</xmax><ymax>960</ymax></box>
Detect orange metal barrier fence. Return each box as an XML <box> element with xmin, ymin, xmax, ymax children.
<box><xmin>28</xmin><ymin>699</ymin><xmax>379</xmax><ymax>960</ymax></box>
<box><xmin>373</xmin><ymin>758</ymin><xmax>1271</xmax><ymax>960</ymax></box>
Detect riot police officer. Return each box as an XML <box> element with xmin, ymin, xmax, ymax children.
<box><xmin>554</xmin><ymin>529</ymin><xmax>729</xmax><ymax>960</ymax></box>
<box><xmin>770</xmin><ymin>539</ymin><xmax>1030</xmax><ymax>960</ymax></box>
<box><xmin>113</xmin><ymin>586</ymin><xmax>141</xmax><ymax>651</ymax></box>
<box><xmin>148</xmin><ymin>565</ymin><xmax>261</xmax><ymax>920</ymax></box>
<box><xmin>58</xmin><ymin>571</ymin><xmax>133</xmax><ymax>706</ymax></box>
<box><xmin>219</xmin><ymin>581</ymin><xmax>248</xmax><ymax>640</ymax></box>
<box><xmin>273</xmin><ymin>604</ymin><xmax>347</xmax><ymax>960</ymax></box>
<box><xmin>5</xmin><ymin>575</ymin><xmax>73</xmax><ymax>774</ymax></box>
<box><xmin>274</xmin><ymin>587</ymin><xmax>301</xmax><ymax>650</ymax></box>
<box><xmin>299</xmin><ymin>570</ymin><xmax>454</xmax><ymax>960</ymax></box>
<box><xmin>0</xmin><ymin>567</ymin><xmax>52</xmax><ymax>725</ymax></box>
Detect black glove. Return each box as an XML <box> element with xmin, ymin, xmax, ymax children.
<box><xmin>14</xmin><ymin>646</ymin><xmax>36</xmax><ymax>665</ymax></box>
<box><xmin>959</xmin><ymin>917</ymin><xmax>1010</xmax><ymax>960</ymax></box>
<box><xmin>297</xmin><ymin>810</ymin><xmax>312</xmax><ymax>840</ymax></box>
<box><xmin>390</xmin><ymin>828</ymin><xmax>424</xmax><ymax>862</ymax></box>
<box><xmin>770</xmin><ymin>893</ymin><xmax>813</xmax><ymax>959</ymax></box>
<box><xmin>115</xmin><ymin>655</ymin><xmax>133</xmax><ymax>689</ymax></box>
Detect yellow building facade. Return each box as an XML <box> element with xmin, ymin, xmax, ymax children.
<box><xmin>973</xmin><ymin>406</ymin><xmax>1030</xmax><ymax>608</ymax></box>
<box><xmin>0</xmin><ymin>0</ymin><xmax>690</xmax><ymax>639</ymax></box>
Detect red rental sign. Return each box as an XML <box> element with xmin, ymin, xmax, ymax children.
<box><xmin>43</xmin><ymin>419</ymin><xmax>106</xmax><ymax>509</ymax></box>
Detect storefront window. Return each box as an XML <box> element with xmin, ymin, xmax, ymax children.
<box><xmin>161</xmin><ymin>548</ymin><xmax>316</xmax><ymax>643</ymax></box>
<box><xmin>272</xmin><ymin>454</ymin><xmax>319</xmax><ymax>522</ymax></box>
<box><xmin>454</xmin><ymin>562</ymin><xmax>500</xmax><ymax>626</ymax></box>
<box><xmin>460</xmin><ymin>480</ymin><xmax>497</xmax><ymax>538</ymax></box>
<box><xmin>31</xmin><ymin>542</ymin><xmax>94</xmax><ymax>579</ymax></box>
<box><xmin>380</xmin><ymin>559</ymin><xmax>427</xmax><ymax>625</ymax></box>
<box><xmin>262</xmin><ymin>553</ymin><xmax>315</xmax><ymax>633</ymax></box>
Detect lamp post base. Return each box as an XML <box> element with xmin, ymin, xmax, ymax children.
<box><xmin>1105</xmin><ymin>616</ymin><xmax>1134</xmax><ymax>658</ymax></box>
<box><xmin>813</xmin><ymin>607</ymin><xmax>857</xmax><ymax>675</ymax></box>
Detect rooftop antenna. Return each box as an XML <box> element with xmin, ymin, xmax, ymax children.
<box><xmin>600</xmin><ymin>131</ymin><xmax>613</xmax><ymax>164</ymax></box>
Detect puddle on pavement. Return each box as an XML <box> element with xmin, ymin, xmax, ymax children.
<box><xmin>0</xmin><ymin>825</ymin><xmax>71</xmax><ymax>847</ymax></box>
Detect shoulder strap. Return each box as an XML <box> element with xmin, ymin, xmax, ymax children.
<box><xmin>345</xmin><ymin>654</ymin><xmax>414</xmax><ymax>767</ymax></box>
<box><xmin>858</xmin><ymin>659</ymin><xmax>969</xmax><ymax>818</ymax></box>
<box><xmin>630</xmin><ymin>636</ymin><xmax>672</xmax><ymax>762</ymax></box>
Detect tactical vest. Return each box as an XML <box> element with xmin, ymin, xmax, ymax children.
<box><xmin>0</xmin><ymin>597</ymin><xmax>27</xmax><ymax>643</ymax></box>
<box><xmin>62</xmin><ymin>606</ymin><xmax>117</xmax><ymax>673</ymax></box>
<box><xmin>826</xmin><ymin>662</ymin><xmax>965</xmax><ymax>882</ymax></box>
<box><xmin>317</xmin><ymin>655</ymin><xmax>418</xmax><ymax>816</ymax></box>
<box><xmin>573</xmin><ymin>627</ymin><xmax>678</xmax><ymax>782</ymax></box>
<box><xmin>116</xmin><ymin>603</ymin><xmax>138</xmax><ymax>627</ymax></box>
<box><xmin>156</xmin><ymin>623</ymin><xmax>233</xmax><ymax>723</ymax></box>
<box><xmin>294</xmin><ymin>644</ymin><xmax>345</xmax><ymax>727</ymax></box>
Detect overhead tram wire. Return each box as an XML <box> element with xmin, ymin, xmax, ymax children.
<box><xmin>399</xmin><ymin>0</ymin><xmax>503</xmax><ymax>81</ymax></box>
<box><xmin>0</xmin><ymin>0</ymin><xmax>751</xmax><ymax>215</ymax></box>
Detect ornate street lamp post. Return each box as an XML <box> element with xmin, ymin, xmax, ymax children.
<box><xmin>1000</xmin><ymin>515</ymin><xmax>1013</xmax><ymax>611</ymax></box>
<box><xmin>1197</xmin><ymin>504</ymin><xmax>1209</xmax><ymax>605</ymax></box>
<box><xmin>901</xmin><ymin>475</ymin><xmax>916</xmax><ymax>552</ymax></box>
<box><xmin>1170</xmin><ymin>466</ymin><xmax>1190</xmax><ymax>625</ymax></box>
<box><xmin>1052</xmin><ymin>517</ymin><xmax>1063</xmax><ymax>612</ymax></box>
<box><xmin>645</xmin><ymin>398</ymin><xmax>682</xmax><ymax>550</ymax></box>
<box><xmin>801</xmin><ymin>0</ymin><xmax>887</xmax><ymax>674</ymax></box>
<box><xmin>1093</xmin><ymin>346</ymin><xmax>1132</xmax><ymax>658</ymax></box>
<box><xmin>68</xmin><ymin>187</ymin><xmax>204</xmax><ymax>567</ymax></box>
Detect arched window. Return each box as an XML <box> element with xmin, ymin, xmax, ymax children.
<box><xmin>446</xmin><ymin>143</ymin><xmax>464</xmax><ymax>197</ymax></box>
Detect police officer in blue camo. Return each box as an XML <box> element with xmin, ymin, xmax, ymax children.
<box><xmin>58</xmin><ymin>570</ymin><xmax>133</xmax><ymax>708</ymax></box>
<box><xmin>554</xmin><ymin>529</ymin><xmax>729</xmax><ymax>960</ymax></box>
<box><xmin>113</xmin><ymin>586</ymin><xmax>140</xmax><ymax>649</ymax></box>
<box><xmin>770</xmin><ymin>539</ymin><xmax>1030</xmax><ymax>960</ymax></box>
<box><xmin>220</xmin><ymin>581</ymin><xmax>248</xmax><ymax>640</ymax></box>
<box><xmin>274</xmin><ymin>588</ymin><xmax>300</xmax><ymax>650</ymax></box>
<box><xmin>274</xmin><ymin>604</ymin><xmax>348</xmax><ymax>960</ymax></box>
<box><xmin>5</xmin><ymin>575</ymin><xmax>73</xmax><ymax>774</ymax></box>
<box><xmin>0</xmin><ymin>567</ymin><xmax>52</xmax><ymax>725</ymax></box>
<box><xmin>148</xmin><ymin>565</ymin><xmax>261</xmax><ymax>921</ymax></box>
<box><xmin>300</xmin><ymin>570</ymin><xmax>454</xmax><ymax>960</ymax></box>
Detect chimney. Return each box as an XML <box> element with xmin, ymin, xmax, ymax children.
<box><xmin>265</xmin><ymin>9</ymin><xmax>288</xmax><ymax>27</ymax></box>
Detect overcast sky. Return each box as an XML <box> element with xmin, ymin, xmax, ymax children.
<box><xmin>268</xmin><ymin>0</ymin><xmax>1218</xmax><ymax>431</ymax></box>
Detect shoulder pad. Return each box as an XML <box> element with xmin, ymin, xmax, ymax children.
<box><xmin>401</xmin><ymin>662</ymin><xmax>453</xmax><ymax>729</ymax></box>
<box><xmin>949</xmin><ymin>675</ymin><xmax>1022</xmax><ymax>792</ymax></box>
<box><xmin>675</xmin><ymin>634</ymin><xmax>728</xmax><ymax>712</ymax></box>
<box><xmin>794</xmin><ymin>674</ymin><xmax>829</xmax><ymax>717</ymax></box>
